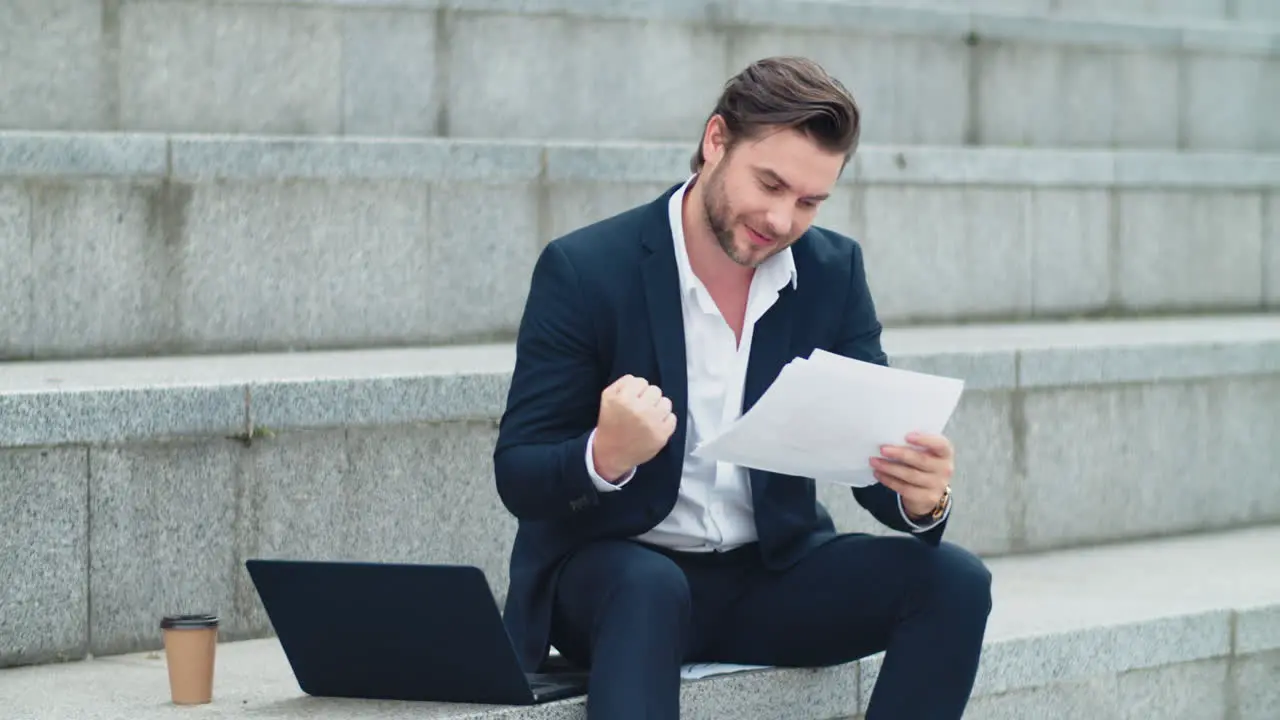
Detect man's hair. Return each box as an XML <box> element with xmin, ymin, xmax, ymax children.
<box><xmin>690</xmin><ymin>56</ymin><xmax>861</xmax><ymax>173</ymax></box>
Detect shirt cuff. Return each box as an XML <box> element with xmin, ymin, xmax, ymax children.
<box><xmin>585</xmin><ymin>428</ymin><xmax>635</xmax><ymax>492</ymax></box>
<box><xmin>899</xmin><ymin>493</ymin><xmax>950</xmax><ymax>533</ymax></box>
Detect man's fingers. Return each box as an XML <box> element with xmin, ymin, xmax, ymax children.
<box><xmin>610</xmin><ymin>375</ymin><xmax>650</xmax><ymax>397</ymax></box>
<box><xmin>879</xmin><ymin>445</ymin><xmax>944</xmax><ymax>474</ymax></box>
<box><xmin>875</xmin><ymin>472</ymin><xmax>932</xmax><ymax>507</ymax></box>
<box><xmin>656</xmin><ymin>396</ymin><xmax>673</xmax><ymax>416</ymax></box>
<box><xmin>639</xmin><ymin>384</ymin><xmax>664</xmax><ymax>406</ymax></box>
<box><xmin>870</xmin><ymin>456</ymin><xmax>932</xmax><ymax>489</ymax></box>
<box><xmin>905</xmin><ymin>432</ymin><xmax>953</xmax><ymax>459</ymax></box>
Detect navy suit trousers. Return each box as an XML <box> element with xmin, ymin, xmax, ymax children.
<box><xmin>549</xmin><ymin>534</ymin><xmax>992</xmax><ymax>719</ymax></box>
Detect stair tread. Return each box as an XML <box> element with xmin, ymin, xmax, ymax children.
<box><xmin>2</xmin><ymin>526</ymin><xmax>1276</xmax><ymax>719</ymax></box>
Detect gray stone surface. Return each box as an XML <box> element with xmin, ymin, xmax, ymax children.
<box><xmin>1236</xmin><ymin>604</ymin><xmax>1280</xmax><ymax>655</ymax></box>
<box><xmin>89</xmin><ymin>440</ymin><xmax>242</xmax><ymax>656</ymax></box>
<box><xmin>0</xmin><ymin>383</ymin><xmax>248</xmax><ymax>448</ymax></box>
<box><xmin>339</xmin><ymin>423</ymin><xmax>515</xmax><ymax>605</ymax></box>
<box><xmin>0</xmin><ymin>183</ymin><xmax>30</xmax><ymax>358</ymax></box>
<box><xmin>1015</xmin><ymin>337</ymin><xmax>1280</xmax><ymax>389</ymax></box>
<box><xmin>1021</xmin><ymin>378</ymin><xmax>1280</xmax><ymax>549</ymax></box>
<box><xmin>975</xmin><ymin>612</ymin><xmax>1231</xmax><ymax>697</ymax></box>
<box><xmin>961</xmin><ymin>658</ymin><xmax>1230</xmax><ymax>720</ymax></box>
<box><xmin>974</xmin><ymin>42</ymin><xmax>1132</xmax><ymax>149</ymax></box>
<box><xmin>0</xmin><ymin>447</ymin><xmax>88</xmax><ymax>668</ymax></box>
<box><xmin>545</xmin><ymin>183</ymin><xmax>679</xmax><ymax>243</ymax></box>
<box><xmin>169</xmin><ymin>136</ymin><xmax>542</xmax><ymax>183</ymax></box>
<box><xmin>249</xmin><ymin>372</ymin><xmax>511</xmax><ymax>434</ymax></box>
<box><xmin>229</xmin><ymin>431</ymin><xmax>352</xmax><ymax>639</ymax></box>
<box><xmin>962</xmin><ymin>676</ymin><xmax>1123</xmax><ymax>720</ymax></box>
<box><xmin>1116</xmin><ymin>190</ymin><xmax>1265</xmax><ymax>311</ymax></box>
<box><xmin>5</xmin><ymin>315</ymin><xmax>1279</xmax><ymax>447</ymax></box>
<box><xmin>0</xmin><ymin>343</ymin><xmax>517</xmax><ymax>447</ymax></box>
<box><xmin>853</xmin><ymin>145</ymin><xmax>1116</xmax><ymax>187</ymax></box>
<box><xmin>886</xmin><ymin>348</ymin><xmax>1018</xmax><ymax>392</ymax></box>
<box><xmin>242</xmin><ymin>344</ymin><xmax>514</xmax><ymax>429</ymax></box>
<box><xmin>0</xmin><ymin>0</ymin><xmax>111</xmax><ymax>132</ymax></box>
<box><xmin>1062</xmin><ymin>0</ymin><xmax>1226</xmax><ymax>22</ymax></box>
<box><xmin>1029</xmin><ymin>189</ymin><xmax>1111</xmax><ymax>314</ymax></box>
<box><xmin>1184</xmin><ymin>54</ymin><xmax>1278</xmax><ymax>153</ymax></box>
<box><xmin>1267</xmin><ymin>192</ymin><xmax>1279</xmax><ymax>308</ymax></box>
<box><xmin>1113</xmin><ymin>152</ymin><xmax>1280</xmax><ymax>189</ymax></box>
<box><xmin>118</xmin><ymin>1</ymin><xmax>342</xmax><ymax>135</ymax></box>
<box><xmin>424</xmin><ymin>184</ymin><xmax>540</xmax><ymax>342</ymax></box>
<box><xmin>0</xmin><ymin>133</ymin><xmax>167</xmax><ymax>178</ymax></box>
<box><xmin>1114</xmin><ymin>658</ymin><xmax>1230</xmax><ymax>720</ymax></box>
<box><xmin>1236</xmin><ymin>0</ymin><xmax>1280</xmax><ymax>23</ymax></box>
<box><xmin>169</xmin><ymin>177</ymin><xmax>535</xmax><ymax>352</ymax></box>
<box><xmin>544</xmin><ymin>146</ymin><xmax>688</xmax><ymax>184</ymax></box>
<box><xmin>861</xmin><ymin>187</ymin><xmax>1032</xmax><ymax>322</ymax></box>
<box><xmin>5</xmin><ymin>527</ymin><xmax>1279</xmax><ymax>718</ymax></box>
<box><xmin>444</xmin><ymin>11</ymin><xmax>727</xmax><ymax>141</ymax></box>
<box><xmin>4</xmin><ymin>135</ymin><xmax>1279</xmax><ymax>358</ymax></box>
<box><xmin>340</xmin><ymin>9</ymin><xmax>439</xmax><ymax>137</ymax></box>
<box><xmin>229</xmin><ymin>424</ymin><xmax>516</xmax><ymax>630</ymax></box>
<box><xmin>176</xmin><ymin>180</ymin><xmax>434</xmax><ymax>353</ymax></box>
<box><xmin>85</xmin><ymin>421</ymin><xmax>519</xmax><ymax>656</ymax></box>
<box><xmin>1233</xmin><ymin>650</ymin><xmax>1280</xmax><ymax>720</ymax></box>
<box><xmin>982</xmin><ymin>526</ymin><xmax>1280</xmax><ymax>640</ymax></box>
<box><xmin>5</xmin><ymin>1</ymin><xmax>1279</xmax><ymax>151</ymax></box>
<box><xmin>28</xmin><ymin>181</ymin><xmax>179</xmax><ymax>359</ymax></box>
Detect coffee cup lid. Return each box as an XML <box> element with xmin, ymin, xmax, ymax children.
<box><xmin>160</xmin><ymin>614</ymin><xmax>219</xmax><ymax>630</ymax></box>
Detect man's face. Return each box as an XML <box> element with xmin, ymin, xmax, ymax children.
<box><xmin>699</xmin><ymin>122</ymin><xmax>844</xmax><ymax>269</ymax></box>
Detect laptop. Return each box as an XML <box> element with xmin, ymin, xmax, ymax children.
<box><xmin>244</xmin><ymin>559</ymin><xmax>589</xmax><ymax>705</ymax></box>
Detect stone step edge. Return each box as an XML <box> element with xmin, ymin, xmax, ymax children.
<box><xmin>1</xmin><ymin>598</ymin><xmax>1275</xmax><ymax>719</ymax></box>
<box><xmin>120</xmin><ymin>0</ymin><xmax>1280</xmax><ymax>56</ymax></box>
<box><xmin>2</xmin><ymin>314</ymin><xmax>1278</xmax><ymax>449</ymax></box>
<box><xmin>4</xmin><ymin>130</ymin><xmax>1280</xmax><ymax>189</ymax></box>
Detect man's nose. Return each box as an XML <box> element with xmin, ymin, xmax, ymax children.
<box><xmin>765</xmin><ymin>203</ymin><xmax>792</xmax><ymax>239</ymax></box>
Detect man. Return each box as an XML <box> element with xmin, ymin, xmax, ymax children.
<box><xmin>493</xmin><ymin>56</ymin><xmax>991</xmax><ymax>719</ymax></box>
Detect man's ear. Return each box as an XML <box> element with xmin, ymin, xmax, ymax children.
<box><xmin>702</xmin><ymin>115</ymin><xmax>730</xmax><ymax>168</ymax></box>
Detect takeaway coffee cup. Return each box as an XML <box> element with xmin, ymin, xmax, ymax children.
<box><xmin>160</xmin><ymin>614</ymin><xmax>219</xmax><ymax>705</ymax></box>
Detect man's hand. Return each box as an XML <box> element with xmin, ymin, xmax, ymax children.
<box><xmin>870</xmin><ymin>432</ymin><xmax>954</xmax><ymax>518</ymax></box>
<box><xmin>592</xmin><ymin>375</ymin><xmax>677</xmax><ymax>482</ymax></box>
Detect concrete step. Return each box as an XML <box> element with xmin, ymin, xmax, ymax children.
<box><xmin>2</xmin><ymin>0</ymin><xmax>1278</xmax><ymax>151</ymax></box>
<box><xmin>818</xmin><ymin>0</ymin><xmax>1280</xmax><ymax>26</ymax></box>
<box><xmin>2</xmin><ymin>315</ymin><xmax>1278</xmax><ymax>671</ymax></box>
<box><xmin>2</xmin><ymin>131</ymin><xmax>1278</xmax><ymax>361</ymax></box>
<box><xmin>1</xmin><ymin>526</ymin><xmax>1277</xmax><ymax>719</ymax></box>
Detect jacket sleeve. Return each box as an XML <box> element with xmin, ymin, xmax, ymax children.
<box><xmin>493</xmin><ymin>241</ymin><xmax>608</xmax><ymax>522</ymax></box>
<box><xmin>831</xmin><ymin>240</ymin><xmax>947</xmax><ymax>547</ymax></box>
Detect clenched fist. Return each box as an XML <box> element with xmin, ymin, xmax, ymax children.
<box><xmin>591</xmin><ymin>375</ymin><xmax>677</xmax><ymax>482</ymax></box>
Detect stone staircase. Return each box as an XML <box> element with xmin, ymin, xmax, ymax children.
<box><xmin>2</xmin><ymin>0</ymin><xmax>1279</xmax><ymax>718</ymax></box>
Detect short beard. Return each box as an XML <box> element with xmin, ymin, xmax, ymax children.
<box><xmin>700</xmin><ymin>161</ymin><xmax>759</xmax><ymax>269</ymax></box>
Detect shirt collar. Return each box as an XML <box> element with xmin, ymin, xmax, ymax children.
<box><xmin>667</xmin><ymin>175</ymin><xmax>798</xmax><ymax>297</ymax></box>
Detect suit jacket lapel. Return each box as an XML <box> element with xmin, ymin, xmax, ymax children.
<box><xmin>640</xmin><ymin>196</ymin><xmax>689</xmax><ymax>478</ymax></box>
<box><xmin>743</xmin><ymin>282</ymin><xmax>796</xmax><ymax>493</ymax></box>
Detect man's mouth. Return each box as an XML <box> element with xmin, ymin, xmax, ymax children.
<box><xmin>745</xmin><ymin>226</ymin><xmax>776</xmax><ymax>247</ymax></box>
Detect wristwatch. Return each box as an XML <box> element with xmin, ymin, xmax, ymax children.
<box><xmin>929</xmin><ymin>485</ymin><xmax>952</xmax><ymax>521</ymax></box>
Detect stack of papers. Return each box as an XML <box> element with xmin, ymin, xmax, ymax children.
<box><xmin>692</xmin><ymin>349</ymin><xmax>964</xmax><ymax>487</ymax></box>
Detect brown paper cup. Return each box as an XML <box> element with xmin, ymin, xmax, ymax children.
<box><xmin>160</xmin><ymin>614</ymin><xmax>219</xmax><ymax>705</ymax></box>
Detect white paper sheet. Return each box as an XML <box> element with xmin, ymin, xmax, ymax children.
<box><xmin>550</xmin><ymin>646</ymin><xmax>770</xmax><ymax>681</ymax></box>
<box><xmin>680</xmin><ymin>662</ymin><xmax>772</xmax><ymax>680</ymax></box>
<box><xmin>692</xmin><ymin>349</ymin><xmax>964</xmax><ymax>487</ymax></box>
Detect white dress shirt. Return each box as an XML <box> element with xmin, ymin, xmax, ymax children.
<box><xmin>584</xmin><ymin>177</ymin><xmax>947</xmax><ymax>552</ymax></box>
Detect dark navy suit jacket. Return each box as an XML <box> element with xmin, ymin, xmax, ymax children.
<box><xmin>493</xmin><ymin>183</ymin><xmax>947</xmax><ymax>672</ymax></box>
